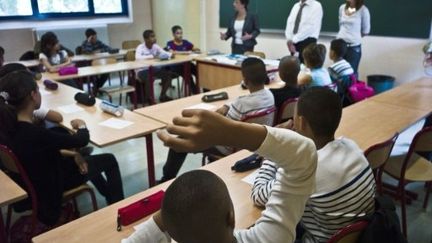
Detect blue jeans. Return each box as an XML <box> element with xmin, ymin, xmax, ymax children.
<box><xmin>344</xmin><ymin>45</ymin><xmax>362</xmax><ymax>75</ymax></box>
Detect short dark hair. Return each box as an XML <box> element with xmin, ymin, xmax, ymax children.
<box><xmin>346</xmin><ymin>0</ymin><xmax>364</xmax><ymax>10</ymax></box>
<box><xmin>241</xmin><ymin>57</ymin><xmax>267</xmax><ymax>86</ymax></box>
<box><xmin>171</xmin><ymin>25</ymin><xmax>182</xmax><ymax>34</ymax></box>
<box><xmin>143</xmin><ymin>29</ymin><xmax>155</xmax><ymax>39</ymax></box>
<box><xmin>40</xmin><ymin>32</ymin><xmax>59</xmax><ymax>58</ymax></box>
<box><xmin>330</xmin><ymin>39</ymin><xmax>348</xmax><ymax>58</ymax></box>
<box><xmin>279</xmin><ymin>56</ymin><xmax>300</xmax><ymax>85</ymax></box>
<box><xmin>302</xmin><ymin>43</ymin><xmax>326</xmax><ymax>69</ymax></box>
<box><xmin>240</xmin><ymin>0</ymin><xmax>249</xmax><ymax>8</ymax></box>
<box><xmin>297</xmin><ymin>87</ymin><xmax>342</xmax><ymax>138</ymax></box>
<box><xmin>85</xmin><ymin>28</ymin><xmax>97</xmax><ymax>38</ymax></box>
<box><xmin>162</xmin><ymin>170</ymin><xmax>233</xmax><ymax>243</ymax></box>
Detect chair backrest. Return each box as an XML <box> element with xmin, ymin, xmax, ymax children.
<box><xmin>91</xmin><ymin>57</ymin><xmax>117</xmax><ymax>66</ymax></box>
<box><xmin>402</xmin><ymin>126</ymin><xmax>432</xmax><ymax>173</ymax></box>
<box><xmin>275</xmin><ymin>98</ymin><xmax>298</xmax><ymax>125</ymax></box>
<box><xmin>241</xmin><ymin>106</ymin><xmax>277</xmax><ymax>126</ymax></box>
<box><xmin>0</xmin><ymin>144</ymin><xmax>38</xmax><ymax>213</ymax></box>
<box><xmin>244</xmin><ymin>51</ymin><xmax>266</xmax><ymax>59</ymax></box>
<box><xmin>364</xmin><ymin>133</ymin><xmax>399</xmax><ymax>170</ymax></box>
<box><xmin>125</xmin><ymin>50</ymin><xmax>136</xmax><ymax>61</ymax></box>
<box><xmin>326</xmin><ymin>82</ymin><xmax>338</xmax><ymax>93</ymax></box>
<box><xmin>122</xmin><ymin>40</ymin><xmax>141</xmax><ymax>50</ymax></box>
<box><xmin>75</xmin><ymin>46</ymin><xmax>83</xmax><ymax>55</ymax></box>
<box><xmin>327</xmin><ymin>220</ymin><xmax>369</xmax><ymax>243</ymax></box>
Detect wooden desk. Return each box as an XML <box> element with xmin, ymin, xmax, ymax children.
<box><xmin>195</xmin><ymin>57</ymin><xmax>279</xmax><ymax>90</ymax></box>
<box><xmin>134</xmin><ymin>82</ymin><xmax>284</xmax><ymax>124</ymax></box>
<box><xmin>32</xmin><ymin>150</ymin><xmax>258</xmax><ymax>243</ymax></box>
<box><xmin>369</xmin><ymin>77</ymin><xmax>432</xmax><ymax>113</ymax></box>
<box><xmin>0</xmin><ymin>170</ymin><xmax>27</xmax><ymax>243</ymax></box>
<box><xmin>336</xmin><ymin>99</ymin><xmax>427</xmax><ymax>151</ymax></box>
<box><xmin>38</xmin><ymin>80</ymin><xmax>165</xmax><ymax>186</ymax></box>
<box><xmin>4</xmin><ymin>50</ymin><xmax>130</xmax><ymax>68</ymax></box>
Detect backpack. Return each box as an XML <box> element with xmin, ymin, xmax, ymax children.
<box><xmin>358</xmin><ymin>195</ymin><xmax>407</xmax><ymax>243</ymax></box>
<box><xmin>347</xmin><ymin>74</ymin><xmax>375</xmax><ymax>103</ymax></box>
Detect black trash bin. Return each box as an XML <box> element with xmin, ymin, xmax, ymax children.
<box><xmin>367</xmin><ymin>75</ymin><xmax>395</xmax><ymax>94</ymax></box>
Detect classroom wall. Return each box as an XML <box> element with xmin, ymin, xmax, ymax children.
<box><xmin>0</xmin><ymin>0</ymin><xmax>152</xmax><ymax>62</ymax></box>
<box><xmin>204</xmin><ymin>1</ymin><xmax>429</xmax><ymax>85</ymax></box>
<box><xmin>151</xmin><ymin>0</ymin><xmax>201</xmax><ymax>49</ymax></box>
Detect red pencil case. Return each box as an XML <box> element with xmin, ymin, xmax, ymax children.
<box><xmin>117</xmin><ymin>190</ymin><xmax>165</xmax><ymax>231</ymax></box>
<box><xmin>58</xmin><ymin>66</ymin><xmax>78</xmax><ymax>76</ymax></box>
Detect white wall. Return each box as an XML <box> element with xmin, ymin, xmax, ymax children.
<box><xmin>151</xmin><ymin>0</ymin><xmax>201</xmax><ymax>49</ymax></box>
<box><xmin>0</xmin><ymin>0</ymin><xmax>152</xmax><ymax>61</ymax></box>
<box><xmin>204</xmin><ymin>1</ymin><xmax>429</xmax><ymax>85</ymax></box>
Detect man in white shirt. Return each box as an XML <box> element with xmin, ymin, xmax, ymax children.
<box><xmin>122</xmin><ymin>105</ymin><xmax>318</xmax><ymax>242</ymax></box>
<box><xmin>285</xmin><ymin>0</ymin><xmax>323</xmax><ymax>63</ymax></box>
<box><xmin>135</xmin><ymin>30</ymin><xmax>175</xmax><ymax>102</ymax></box>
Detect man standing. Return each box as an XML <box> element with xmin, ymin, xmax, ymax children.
<box><xmin>285</xmin><ymin>0</ymin><xmax>323</xmax><ymax>63</ymax></box>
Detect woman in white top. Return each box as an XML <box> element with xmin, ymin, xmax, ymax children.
<box><xmin>220</xmin><ymin>0</ymin><xmax>260</xmax><ymax>54</ymax></box>
<box><xmin>336</xmin><ymin>0</ymin><xmax>371</xmax><ymax>74</ymax></box>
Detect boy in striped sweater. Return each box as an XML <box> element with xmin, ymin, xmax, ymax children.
<box><xmin>328</xmin><ymin>39</ymin><xmax>354</xmax><ymax>81</ymax></box>
<box><xmin>252</xmin><ymin>87</ymin><xmax>376</xmax><ymax>243</ymax></box>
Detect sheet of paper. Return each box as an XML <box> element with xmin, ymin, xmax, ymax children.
<box><xmin>241</xmin><ymin>170</ymin><xmax>259</xmax><ymax>186</ymax></box>
<box><xmin>263</xmin><ymin>59</ymin><xmax>280</xmax><ymax>67</ymax></box>
<box><xmin>99</xmin><ymin>118</ymin><xmax>134</xmax><ymax>129</ymax></box>
<box><xmin>183</xmin><ymin>103</ymin><xmax>217</xmax><ymax>111</ymax></box>
<box><xmin>39</xmin><ymin>89</ymin><xmax>52</xmax><ymax>96</ymax></box>
<box><xmin>57</xmin><ymin>104</ymin><xmax>84</xmax><ymax>114</ymax></box>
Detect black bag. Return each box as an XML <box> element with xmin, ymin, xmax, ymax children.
<box><xmin>358</xmin><ymin>195</ymin><xmax>407</xmax><ymax>243</ymax></box>
<box><xmin>231</xmin><ymin>154</ymin><xmax>263</xmax><ymax>172</ymax></box>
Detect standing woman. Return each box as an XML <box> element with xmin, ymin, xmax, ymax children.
<box><xmin>336</xmin><ymin>0</ymin><xmax>371</xmax><ymax>75</ymax></box>
<box><xmin>220</xmin><ymin>0</ymin><xmax>261</xmax><ymax>55</ymax></box>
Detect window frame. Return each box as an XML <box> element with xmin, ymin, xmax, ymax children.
<box><xmin>0</xmin><ymin>0</ymin><xmax>128</xmax><ymax>21</ymax></box>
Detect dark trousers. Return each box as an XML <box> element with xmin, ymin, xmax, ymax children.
<box><xmin>344</xmin><ymin>45</ymin><xmax>362</xmax><ymax>75</ymax></box>
<box><xmin>95</xmin><ymin>74</ymin><xmax>110</xmax><ymax>89</ymax></box>
<box><xmin>60</xmin><ymin>79</ymin><xmax>80</xmax><ymax>89</ymax></box>
<box><xmin>232</xmin><ymin>44</ymin><xmax>254</xmax><ymax>55</ymax></box>
<box><xmin>169</xmin><ymin>64</ymin><xmax>199</xmax><ymax>94</ymax></box>
<box><xmin>64</xmin><ymin>153</ymin><xmax>125</xmax><ymax>204</ymax></box>
<box><xmin>294</xmin><ymin>37</ymin><xmax>317</xmax><ymax>63</ymax></box>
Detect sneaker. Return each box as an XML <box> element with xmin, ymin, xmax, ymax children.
<box><xmin>159</xmin><ymin>95</ymin><xmax>173</xmax><ymax>102</ymax></box>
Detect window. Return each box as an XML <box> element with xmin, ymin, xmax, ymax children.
<box><xmin>0</xmin><ymin>0</ymin><xmax>128</xmax><ymax>20</ymax></box>
<box><xmin>38</xmin><ymin>0</ymin><xmax>89</xmax><ymax>14</ymax></box>
<box><xmin>0</xmin><ymin>0</ymin><xmax>33</xmax><ymax>16</ymax></box>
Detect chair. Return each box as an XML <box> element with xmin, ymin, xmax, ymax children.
<box><xmin>93</xmin><ymin>57</ymin><xmax>137</xmax><ymax>109</ymax></box>
<box><xmin>244</xmin><ymin>51</ymin><xmax>266</xmax><ymax>59</ymax></box>
<box><xmin>383</xmin><ymin>126</ymin><xmax>432</xmax><ymax>237</ymax></box>
<box><xmin>121</xmin><ymin>40</ymin><xmax>141</xmax><ymax>50</ymax></box>
<box><xmin>202</xmin><ymin>107</ymin><xmax>277</xmax><ymax>165</ymax></box>
<box><xmin>327</xmin><ymin>220</ymin><xmax>369</xmax><ymax>243</ymax></box>
<box><xmin>0</xmin><ymin>144</ymin><xmax>97</xmax><ymax>241</ymax></box>
<box><xmin>326</xmin><ymin>82</ymin><xmax>338</xmax><ymax>93</ymax></box>
<box><xmin>364</xmin><ymin>133</ymin><xmax>399</xmax><ymax>195</ymax></box>
<box><xmin>275</xmin><ymin>98</ymin><xmax>298</xmax><ymax>125</ymax></box>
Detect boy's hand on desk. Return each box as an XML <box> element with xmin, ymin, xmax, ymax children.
<box><xmin>157</xmin><ymin>109</ymin><xmax>232</xmax><ymax>152</ymax></box>
<box><xmin>71</xmin><ymin>119</ymin><xmax>86</xmax><ymax>129</ymax></box>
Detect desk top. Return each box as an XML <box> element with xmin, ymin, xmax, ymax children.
<box><xmin>38</xmin><ymin>81</ymin><xmax>165</xmax><ymax>147</ymax></box>
<box><xmin>134</xmin><ymin>82</ymin><xmax>284</xmax><ymax>124</ymax></box>
<box><xmin>4</xmin><ymin>50</ymin><xmax>130</xmax><ymax>68</ymax></box>
<box><xmin>0</xmin><ymin>170</ymin><xmax>27</xmax><ymax>208</ymax></box>
<box><xmin>369</xmin><ymin>77</ymin><xmax>432</xmax><ymax>113</ymax></box>
<box><xmin>32</xmin><ymin>150</ymin><xmax>258</xmax><ymax>243</ymax></box>
<box><xmin>335</xmin><ymin>99</ymin><xmax>427</xmax><ymax>151</ymax></box>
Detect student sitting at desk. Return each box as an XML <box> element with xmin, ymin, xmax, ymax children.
<box><xmin>0</xmin><ymin>71</ymin><xmax>124</xmax><ymax>226</ymax></box>
<box><xmin>166</xmin><ymin>25</ymin><xmax>199</xmax><ymax>94</ymax></box>
<box><xmin>298</xmin><ymin>43</ymin><xmax>332</xmax><ymax>88</ymax></box>
<box><xmin>123</xmin><ymin>107</ymin><xmax>317</xmax><ymax>242</ymax></box>
<box><xmin>251</xmin><ymin>87</ymin><xmax>376</xmax><ymax>242</ymax></box>
<box><xmin>80</xmin><ymin>28</ymin><xmax>111</xmax><ymax>92</ymax></box>
<box><xmin>39</xmin><ymin>32</ymin><xmax>79</xmax><ymax>88</ymax></box>
<box><xmin>136</xmin><ymin>29</ymin><xmax>175</xmax><ymax>102</ymax></box>
<box><xmin>158</xmin><ymin>57</ymin><xmax>275</xmax><ymax>183</ymax></box>
<box><xmin>270</xmin><ymin>56</ymin><xmax>301</xmax><ymax>111</ymax></box>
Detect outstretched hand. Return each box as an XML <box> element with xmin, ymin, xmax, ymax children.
<box><xmin>157</xmin><ymin>109</ymin><xmax>231</xmax><ymax>153</ymax></box>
